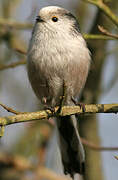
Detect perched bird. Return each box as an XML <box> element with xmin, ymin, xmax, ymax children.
<box><xmin>27</xmin><ymin>6</ymin><xmax>91</xmax><ymax>178</ymax></box>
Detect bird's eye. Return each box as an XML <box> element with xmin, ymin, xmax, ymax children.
<box><xmin>52</xmin><ymin>16</ymin><xmax>58</xmax><ymax>22</ymax></box>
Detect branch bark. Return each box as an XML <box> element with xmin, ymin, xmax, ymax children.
<box><xmin>0</xmin><ymin>103</ymin><xmax>118</xmax><ymax>126</ymax></box>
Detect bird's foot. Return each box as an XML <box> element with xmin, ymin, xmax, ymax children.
<box><xmin>42</xmin><ymin>97</ymin><xmax>55</xmax><ymax>114</ymax></box>
<box><xmin>44</xmin><ymin>105</ymin><xmax>55</xmax><ymax>115</ymax></box>
<box><xmin>71</xmin><ymin>97</ymin><xmax>86</xmax><ymax>112</ymax></box>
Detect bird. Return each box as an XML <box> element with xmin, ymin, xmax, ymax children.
<box><xmin>27</xmin><ymin>6</ymin><xmax>91</xmax><ymax>178</ymax></box>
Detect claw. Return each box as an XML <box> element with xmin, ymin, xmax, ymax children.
<box><xmin>71</xmin><ymin>97</ymin><xmax>86</xmax><ymax>112</ymax></box>
<box><xmin>44</xmin><ymin>105</ymin><xmax>55</xmax><ymax>114</ymax></box>
<box><xmin>78</xmin><ymin>103</ymin><xmax>86</xmax><ymax>113</ymax></box>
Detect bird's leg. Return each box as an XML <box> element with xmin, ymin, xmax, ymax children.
<box><xmin>57</xmin><ymin>80</ymin><xmax>67</xmax><ymax>114</ymax></box>
<box><xmin>71</xmin><ymin>97</ymin><xmax>86</xmax><ymax>113</ymax></box>
<box><xmin>42</xmin><ymin>97</ymin><xmax>55</xmax><ymax>115</ymax></box>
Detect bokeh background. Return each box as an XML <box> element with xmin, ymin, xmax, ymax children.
<box><xmin>0</xmin><ymin>0</ymin><xmax>118</xmax><ymax>180</ymax></box>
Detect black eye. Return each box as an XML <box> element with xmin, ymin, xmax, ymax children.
<box><xmin>52</xmin><ymin>16</ymin><xmax>58</xmax><ymax>22</ymax></box>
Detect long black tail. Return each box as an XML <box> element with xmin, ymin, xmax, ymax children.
<box><xmin>56</xmin><ymin>115</ymin><xmax>85</xmax><ymax>178</ymax></box>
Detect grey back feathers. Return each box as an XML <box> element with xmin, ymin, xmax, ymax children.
<box><xmin>27</xmin><ymin>6</ymin><xmax>91</xmax><ymax>178</ymax></box>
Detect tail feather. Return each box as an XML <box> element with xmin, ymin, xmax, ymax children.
<box><xmin>56</xmin><ymin>115</ymin><xmax>85</xmax><ymax>177</ymax></box>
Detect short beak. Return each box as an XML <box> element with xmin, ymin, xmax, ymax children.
<box><xmin>36</xmin><ymin>16</ymin><xmax>44</xmax><ymax>23</ymax></box>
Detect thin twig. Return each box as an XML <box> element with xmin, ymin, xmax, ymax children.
<box><xmin>0</xmin><ymin>103</ymin><xmax>22</xmax><ymax>114</ymax></box>
<box><xmin>81</xmin><ymin>137</ymin><xmax>118</xmax><ymax>151</ymax></box>
<box><xmin>83</xmin><ymin>33</ymin><xmax>115</xmax><ymax>40</ymax></box>
<box><xmin>114</xmin><ymin>156</ymin><xmax>118</xmax><ymax>160</ymax></box>
<box><xmin>0</xmin><ymin>60</ymin><xmax>26</xmax><ymax>71</ymax></box>
<box><xmin>83</xmin><ymin>0</ymin><xmax>118</xmax><ymax>27</ymax></box>
<box><xmin>0</xmin><ymin>18</ymin><xmax>33</xmax><ymax>29</ymax></box>
<box><xmin>98</xmin><ymin>25</ymin><xmax>118</xmax><ymax>39</ymax></box>
<box><xmin>14</xmin><ymin>48</ymin><xmax>27</xmax><ymax>55</ymax></box>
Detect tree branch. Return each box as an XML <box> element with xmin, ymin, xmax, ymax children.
<box><xmin>0</xmin><ymin>18</ymin><xmax>32</xmax><ymax>29</ymax></box>
<box><xmin>98</xmin><ymin>25</ymin><xmax>118</xmax><ymax>39</ymax></box>
<box><xmin>81</xmin><ymin>137</ymin><xmax>118</xmax><ymax>151</ymax></box>
<box><xmin>0</xmin><ymin>103</ymin><xmax>118</xmax><ymax>126</ymax></box>
<box><xmin>0</xmin><ymin>60</ymin><xmax>26</xmax><ymax>71</ymax></box>
<box><xmin>1</xmin><ymin>103</ymin><xmax>118</xmax><ymax>151</ymax></box>
<box><xmin>0</xmin><ymin>103</ymin><xmax>22</xmax><ymax>114</ymax></box>
<box><xmin>83</xmin><ymin>33</ymin><xmax>116</xmax><ymax>40</ymax></box>
<box><xmin>83</xmin><ymin>0</ymin><xmax>118</xmax><ymax>27</ymax></box>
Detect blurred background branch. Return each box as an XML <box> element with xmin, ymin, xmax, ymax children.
<box><xmin>83</xmin><ymin>0</ymin><xmax>118</xmax><ymax>26</ymax></box>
